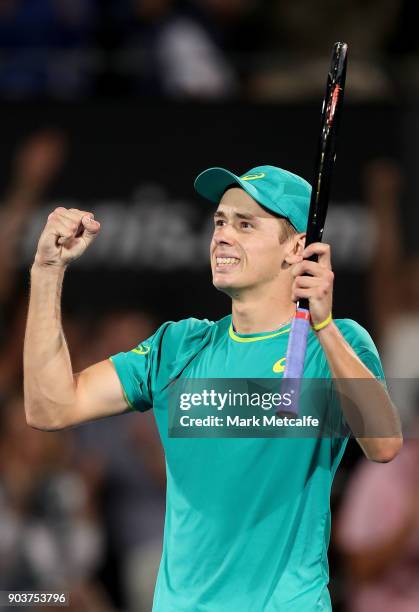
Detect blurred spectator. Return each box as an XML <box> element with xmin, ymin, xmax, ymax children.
<box><xmin>334</xmin><ymin>157</ymin><xmax>419</xmax><ymax>611</ymax></box>
<box><xmin>0</xmin><ymin>129</ymin><xmax>67</xmax><ymax>400</ymax></box>
<box><xmin>0</xmin><ymin>0</ymin><xmax>98</xmax><ymax>98</ymax></box>
<box><xmin>83</xmin><ymin>308</ymin><xmax>160</xmax><ymax>363</ymax></box>
<box><xmin>0</xmin><ymin>394</ymin><xmax>113</xmax><ymax>611</ymax></box>
<box><xmin>0</xmin><ymin>130</ymin><xmax>168</xmax><ymax>609</ymax></box>
<box><xmin>189</xmin><ymin>0</ymin><xmax>264</xmax><ymax>89</ymax></box>
<box><xmin>365</xmin><ymin>159</ymin><xmax>419</xmax><ymax>424</ymax></box>
<box><xmin>248</xmin><ymin>0</ymin><xmax>402</xmax><ymax>101</ymax></box>
<box><xmin>335</xmin><ymin>431</ymin><xmax>419</xmax><ymax>612</ymax></box>
<box><xmin>0</xmin><ymin>129</ymin><xmax>66</xmax><ymax>301</ymax></box>
<box><xmin>0</xmin><ymin>0</ymin><xmax>418</xmax><ymax>100</ymax></box>
<box><xmin>112</xmin><ymin>0</ymin><xmax>238</xmax><ymax>98</ymax></box>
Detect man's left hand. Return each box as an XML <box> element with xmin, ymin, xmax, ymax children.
<box><xmin>291</xmin><ymin>242</ymin><xmax>334</xmax><ymax>327</ymax></box>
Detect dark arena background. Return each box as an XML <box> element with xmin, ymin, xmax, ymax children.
<box><xmin>1</xmin><ymin>2</ymin><xmax>419</xmax><ymax>611</ymax></box>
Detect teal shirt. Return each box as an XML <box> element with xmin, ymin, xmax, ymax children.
<box><xmin>110</xmin><ymin>315</ymin><xmax>383</xmax><ymax>612</ymax></box>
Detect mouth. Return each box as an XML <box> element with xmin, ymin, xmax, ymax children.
<box><xmin>214</xmin><ymin>256</ymin><xmax>241</xmax><ymax>271</ymax></box>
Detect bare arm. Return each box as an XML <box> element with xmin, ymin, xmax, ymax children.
<box><xmin>24</xmin><ymin>207</ymin><xmax>130</xmax><ymax>431</ymax></box>
<box><xmin>291</xmin><ymin>241</ymin><xmax>402</xmax><ymax>463</ymax></box>
<box><xmin>317</xmin><ymin>320</ymin><xmax>402</xmax><ymax>462</ymax></box>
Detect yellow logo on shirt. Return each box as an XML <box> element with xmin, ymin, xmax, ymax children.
<box><xmin>273</xmin><ymin>357</ymin><xmax>286</xmax><ymax>373</ymax></box>
<box><xmin>131</xmin><ymin>344</ymin><xmax>150</xmax><ymax>355</ymax></box>
<box><xmin>241</xmin><ymin>173</ymin><xmax>265</xmax><ymax>181</ymax></box>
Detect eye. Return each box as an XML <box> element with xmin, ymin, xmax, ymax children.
<box><xmin>240</xmin><ymin>221</ymin><xmax>253</xmax><ymax>229</ymax></box>
<box><xmin>214</xmin><ymin>219</ymin><xmax>225</xmax><ymax>227</ymax></box>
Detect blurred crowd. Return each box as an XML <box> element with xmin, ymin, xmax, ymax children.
<box><xmin>0</xmin><ymin>0</ymin><xmax>419</xmax><ymax>100</ymax></box>
<box><xmin>0</xmin><ymin>132</ymin><xmax>167</xmax><ymax>611</ymax></box>
<box><xmin>333</xmin><ymin>159</ymin><xmax>419</xmax><ymax>612</ymax></box>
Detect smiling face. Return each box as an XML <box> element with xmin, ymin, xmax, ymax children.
<box><xmin>210</xmin><ymin>187</ymin><xmax>298</xmax><ymax>298</ymax></box>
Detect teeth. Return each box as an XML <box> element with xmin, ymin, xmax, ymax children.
<box><xmin>216</xmin><ymin>257</ymin><xmax>240</xmax><ymax>265</ymax></box>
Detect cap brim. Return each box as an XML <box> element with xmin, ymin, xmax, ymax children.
<box><xmin>194</xmin><ymin>167</ymin><xmax>259</xmax><ymax>204</ymax></box>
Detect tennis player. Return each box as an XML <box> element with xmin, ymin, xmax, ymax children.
<box><xmin>24</xmin><ymin>165</ymin><xmax>402</xmax><ymax>611</ymax></box>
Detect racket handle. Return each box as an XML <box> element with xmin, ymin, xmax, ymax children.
<box><xmin>280</xmin><ymin>308</ymin><xmax>310</xmax><ymax>415</ymax></box>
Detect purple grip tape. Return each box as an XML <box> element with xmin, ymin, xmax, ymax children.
<box><xmin>279</xmin><ymin>308</ymin><xmax>310</xmax><ymax>415</ymax></box>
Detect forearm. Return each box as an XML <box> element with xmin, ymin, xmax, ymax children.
<box><xmin>24</xmin><ymin>263</ymin><xmax>76</xmax><ymax>430</ymax></box>
<box><xmin>317</xmin><ymin>321</ymin><xmax>402</xmax><ymax>461</ymax></box>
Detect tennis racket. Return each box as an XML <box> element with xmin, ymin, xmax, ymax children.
<box><xmin>281</xmin><ymin>42</ymin><xmax>348</xmax><ymax>415</ymax></box>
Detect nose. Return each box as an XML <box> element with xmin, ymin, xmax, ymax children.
<box><xmin>213</xmin><ymin>223</ymin><xmax>235</xmax><ymax>246</ymax></box>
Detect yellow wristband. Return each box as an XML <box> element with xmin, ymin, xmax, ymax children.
<box><xmin>312</xmin><ymin>312</ymin><xmax>333</xmax><ymax>332</ymax></box>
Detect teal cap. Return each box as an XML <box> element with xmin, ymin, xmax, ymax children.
<box><xmin>194</xmin><ymin>164</ymin><xmax>311</xmax><ymax>233</ymax></box>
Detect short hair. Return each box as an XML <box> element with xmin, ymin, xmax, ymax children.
<box><xmin>277</xmin><ymin>216</ymin><xmax>298</xmax><ymax>243</ymax></box>
<box><xmin>256</xmin><ymin>202</ymin><xmax>298</xmax><ymax>243</ymax></box>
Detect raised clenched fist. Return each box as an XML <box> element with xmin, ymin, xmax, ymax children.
<box><xmin>34</xmin><ymin>206</ymin><xmax>101</xmax><ymax>268</ymax></box>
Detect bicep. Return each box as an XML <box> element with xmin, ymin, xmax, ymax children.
<box><xmin>70</xmin><ymin>359</ymin><xmax>131</xmax><ymax>426</ymax></box>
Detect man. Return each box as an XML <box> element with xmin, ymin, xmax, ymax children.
<box><xmin>24</xmin><ymin>165</ymin><xmax>402</xmax><ymax>611</ymax></box>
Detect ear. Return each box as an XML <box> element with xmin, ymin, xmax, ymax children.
<box><xmin>284</xmin><ymin>233</ymin><xmax>306</xmax><ymax>265</ymax></box>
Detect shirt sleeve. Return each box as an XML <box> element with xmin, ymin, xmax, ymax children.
<box><xmin>337</xmin><ymin>319</ymin><xmax>385</xmax><ymax>380</ymax></box>
<box><xmin>109</xmin><ymin>322</ymin><xmax>172</xmax><ymax>412</ymax></box>
<box><xmin>329</xmin><ymin>320</ymin><xmax>386</xmax><ymax>456</ymax></box>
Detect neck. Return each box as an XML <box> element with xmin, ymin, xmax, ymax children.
<box><xmin>230</xmin><ymin>283</ymin><xmax>295</xmax><ymax>334</ymax></box>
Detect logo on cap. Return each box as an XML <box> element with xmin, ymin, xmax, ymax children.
<box><xmin>241</xmin><ymin>173</ymin><xmax>266</xmax><ymax>181</ymax></box>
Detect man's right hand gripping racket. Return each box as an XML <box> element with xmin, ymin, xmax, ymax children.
<box><xmin>281</xmin><ymin>42</ymin><xmax>348</xmax><ymax>415</ymax></box>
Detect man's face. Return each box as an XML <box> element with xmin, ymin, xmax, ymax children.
<box><xmin>210</xmin><ymin>187</ymin><xmax>294</xmax><ymax>296</ymax></box>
